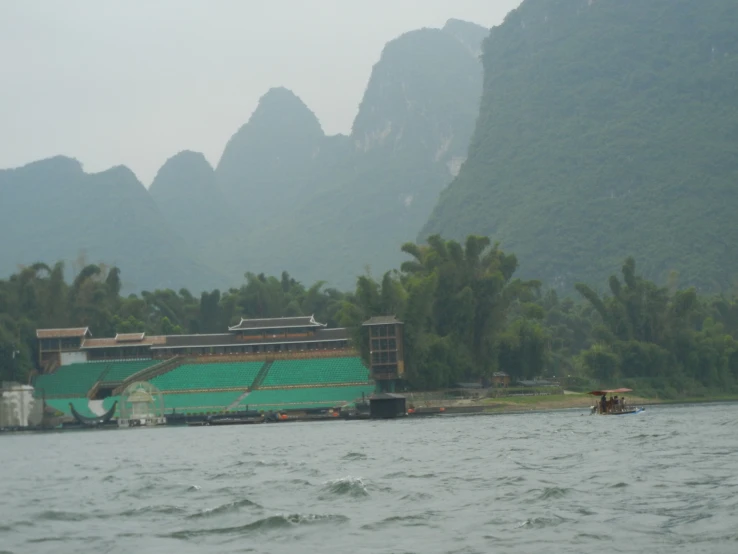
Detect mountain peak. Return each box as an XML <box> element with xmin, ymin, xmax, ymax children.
<box><xmin>215</xmin><ymin>87</ymin><xmax>326</xmax><ymax>218</ymax></box>
<box><xmin>351</xmin><ymin>27</ymin><xmax>482</xmax><ymax>163</ymax></box>
<box><xmin>151</xmin><ymin>150</ymin><xmax>216</xmax><ymax>197</ymax></box>
<box><xmin>151</xmin><ymin>150</ymin><xmax>213</xmax><ymax>187</ymax></box>
<box><xmin>7</xmin><ymin>155</ymin><xmax>84</xmax><ymax>179</ymax></box>
<box><xmin>442</xmin><ymin>19</ymin><xmax>489</xmax><ymax>56</ymax></box>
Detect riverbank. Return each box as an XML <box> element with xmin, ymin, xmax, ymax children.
<box><xmin>437</xmin><ymin>392</ymin><xmax>738</xmax><ymax>414</ymax></box>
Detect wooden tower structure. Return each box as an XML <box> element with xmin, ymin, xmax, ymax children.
<box><xmin>362</xmin><ymin>315</ymin><xmax>404</xmax><ymax>392</ymax></box>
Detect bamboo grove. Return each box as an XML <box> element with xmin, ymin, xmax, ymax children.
<box><xmin>2</xmin><ymin>235</ymin><xmax>738</xmax><ymax>398</ymax></box>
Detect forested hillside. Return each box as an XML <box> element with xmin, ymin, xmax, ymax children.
<box><xmin>421</xmin><ymin>0</ymin><xmax>738</xmax><ymax>292</ymax></box>
<box><xmin>3</xmin><ymin>239</ymin><xmax>738</xmax><ymax>399</ymax></box>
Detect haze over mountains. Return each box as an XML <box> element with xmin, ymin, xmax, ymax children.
<box><xmin>3</xmin><ymin>0</ymin><xmax>738</xmax><ymax>294</ymax></box>
<box><xmin>0</xmin><ymin>18</ymin><xmax>486</xmax><ymax>292</ymax></box>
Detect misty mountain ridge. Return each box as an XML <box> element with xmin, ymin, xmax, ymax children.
<box><xmin>0</xmin><ymin>155</ymin><xmax>221</xmax><ymax>292</ymax></box>
<box><xmin>0</xmin><ymin>19</ymin><xmax>488</xmax><ymax>292</ymax></box>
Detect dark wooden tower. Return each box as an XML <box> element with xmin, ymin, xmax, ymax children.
<box><xmin>362</xmin><ymin>316</ymin><xmax>404</xmax><ymax>393</ymax></box>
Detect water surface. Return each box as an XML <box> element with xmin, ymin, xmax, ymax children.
<box><xmin>1</xmin><ymin>403</ymin><xmax>737</xmax><ymax>553</ymax></box>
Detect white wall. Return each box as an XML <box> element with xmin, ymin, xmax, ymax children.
<box><xmin>60</xmin><ymin>351</ymin><xmax>88</xmax><ymax>366</ymax></box>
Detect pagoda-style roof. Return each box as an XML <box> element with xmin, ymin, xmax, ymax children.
<box><xmin>228</xmin><ymin>315</ymin><xmax>325</xmax><ymax>332</ymax></box>
<box><xmin>362</xmin><ymin>315</ymin><xmax>403</xmax><ymax>326</ymax></box>
<box><xmin>154</xmin><ymin>327</ymin><xmax>348</xmax><ymax>350</ymax></box>
<box><xmin>36</xmin><ymin>327</ymin><xmax>92</xmax><ymax>339</ymax></box>
<box><xmin>115</xmin><ymin>332</ymin><xmax>146</xmax><ymax>342</ymax></box>
<box><xmin>81</xmin><ymin>336</ymin><xmax>166</xmax><ymax>349</ymax></box>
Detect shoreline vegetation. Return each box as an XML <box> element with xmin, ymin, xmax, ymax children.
<box><xmin>3</xmin><ymin>234</ymin><xmax>738</xmax><ymax>403</ymax></box>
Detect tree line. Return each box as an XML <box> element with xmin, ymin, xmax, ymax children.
<box><xmin>2</xmin><ymin>235</ymin><xmax>738</xmax><ymax>398</ymax></box>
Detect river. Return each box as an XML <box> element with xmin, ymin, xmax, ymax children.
<box><xmin>1</xmin><ymin>403</ymin><xmax>737</xmax><ymax>554</ymax></box>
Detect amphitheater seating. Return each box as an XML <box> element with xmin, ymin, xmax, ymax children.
<box><xmin>44</xmin><ymin>397</ymin><xmax>97</xmax><ymax>418</ymax></box>
<box><xmin>238</xmin><ymin>384</ymin><xmax>374</xmax><ymax>412</ymax></box>
<box><xmin>260</xmin><ymin>357</ymin><xmax>370</xmax><ymax>388</ymax></box>
<box><xmin>161</xmin><ymin>391</ymin><xmax>243</xmax><ymax>414</ymax></box>
<box><xmin>99</xmin><ymin>360</ymin><xmax>157</xmax><ymax>383</ymax></box>
<box><xmin>150</xmin><ymin>362</ymin><xmax>263</xmax><ymax>392</ymax></box>
<box><xmin>33</xmin><ymin>362</ymin><xmax>110</xmax><ymax>398</ymax></box>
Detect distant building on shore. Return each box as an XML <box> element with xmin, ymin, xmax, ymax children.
<box><xmin>30</xmin><ymin>315</ymin><xmax>406</xmax><ymax>418</ymax></box>
<box><xmin>491</xmin><ymin>372</ymin><xmax>511</xmax><ymax>387</ymax></box>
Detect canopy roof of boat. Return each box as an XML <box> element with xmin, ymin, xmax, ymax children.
<box><xmin>588</xmin><ymin>388</ymin><xmax>633</xmax><ymax>395</ymax></box>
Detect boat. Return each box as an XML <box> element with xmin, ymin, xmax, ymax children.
<box><xmin>588</xmin><ymin>388</ymin><xmax>644</xmax><ymax>415</ymax></box>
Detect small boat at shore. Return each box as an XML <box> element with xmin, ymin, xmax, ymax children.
<box><xmin>588</xmin><ymin>388</ymin><xmax>645</xmax><ymax>415</ymax></box>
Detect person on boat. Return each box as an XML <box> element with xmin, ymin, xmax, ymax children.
<box><xmin>600</xmin><ymin>393</ymin><xmax>607</xmax><ymax>414</ymax></box>
<box><xmin>613</xmin><ymin>396</ymin><xmax>619</xmax><ymax>412</ymax></box>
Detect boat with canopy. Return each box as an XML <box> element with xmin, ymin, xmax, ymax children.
<box><xmin>588</xmin><ymin>388</ymin><xmax>644</xmax><ymax>415</ymax></box>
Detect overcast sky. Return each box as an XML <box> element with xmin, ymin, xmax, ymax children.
<box><xmin>1</xmin><ymin>0</ymin><xmax>522</xmax><ymax>185</ymax></box>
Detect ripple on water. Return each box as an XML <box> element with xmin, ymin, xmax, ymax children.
<box><xmin>537</xmin><ymin>486</ymin><xmax>571</xmax><ymax>500</ymax></box>
<box><xmin>3</xmin><ymin>403</ymin><xmax>738</xmax><ymax>553</ymax></box>
<box><xmin>361</xmin><ymin>512</ymin><xmax>439</xmax><ymax>530</ymax></box>
<box><xmin>166</xmin><ymin>513</ymin><xmax>349</xmax><ymax>539</ymax></box>
<box><xmin>341</xmin><ymin>452</ymin><xmax>368</xmax><ymax>461</ymax></box>
<box><xmin>516</xmin><ymin>515</ymin><xmax>572</xmax><ymax>529</ymax></box>
<box><xmin>37</xmin><ymin>510</ymin><xmax>88</xmax><ymax>522</ymax></box>
<box><xmin>186</xmin><ymin>498</ymin><xmax>262</xmax><ymax>519</ymax></box>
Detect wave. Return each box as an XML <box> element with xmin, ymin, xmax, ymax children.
<box><xmin>319</xmin><ymin>476</ymin><xmax>369</xmax><ymax>498</ymax></box>
<box><xmin>538</xmin><ymin>487</ymin><xmax>570</xmax><ymax>500</ymax></box>
<box><xmin>516</xmin><ymin>515</ymin><xmax>571</xmax><ymax>529</ymax></box>
<box><xmin>361</xmin><ymin>512</ymin><xmax>436</xmax><ymax>530</ymax></box>
<box><xmin>166</xmin><ymin>513</ymin><xmax>349</xmax><ymax>539</ymax></box>
<box><xmin>37</xmin><ymin>510</ymin><xmax>88</xmax><ymax>522</ymax></box>
<box><xmin>400</xmin><ymin>491</ymin><xmax>433</xmax><ymax>501</ymax></box>
<box><xmin>118</xmin><ymin>505</ymin><xmax>189</xmax><ymax>517</ymax></box>
<box><xmin>341</xmin><ymin>452</ymin><xmax>368</xmax><ymax>461</ymax></box>
<box><xmin>383</xmin><ymin>471</ymin><xmax>437</xmax><ymax>479</ymax></box>
<box><xmin>186</xmin><ymin>498</ymin><xmax>262</xmax><ymax>519</ymax></box>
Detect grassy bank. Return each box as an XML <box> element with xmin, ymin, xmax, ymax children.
<box><xmin>478</xmin><ymin>392</ymin><xmax>738</xmax><ymax>413</ymax></box>
<box><xmin>405</xmin><ymin>388</ymin><xmax>738</xmax><ymax>414</ymax></box>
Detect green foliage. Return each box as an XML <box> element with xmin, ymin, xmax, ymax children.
<box><xmin>5</xmin><ymin>232</ymin><xmax>738</xmax><ymax>399</ymax></box>
<box><xmin>574</xmin><ymin>258</ymin><xmax>738</xmax><ymax>396</ymax></box>
<box><xmin>422</xmin><ymin>0</ymin><xmax>738</xmax><ymax>293</ymax></box>
<box><xmin>0</xmin><ymin>263</ymin><xmax>346</xmax><ymax>383</ymax></box>
<box><xmin>345</xmin><ymin>234</ymin><xmax>545</xmax><ymax>388</ymax></box>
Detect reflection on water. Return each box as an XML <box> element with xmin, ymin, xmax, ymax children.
<box><xmin>2</xmin><ymin>403</ymin><xmax>738</xmax><ymax>554</ymax></box>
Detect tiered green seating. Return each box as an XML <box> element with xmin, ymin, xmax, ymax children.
<box><xmin>239</xmin><ymin>384</ymin><xmax>374</xmax><ymax>411</ymax></box>
<box><xmin>261</xmin><ymin>357</ymin><xmax>370</xmax><ymax>387</ymax></box>
<box><xmin>150</xmin><ymin>362</ymin><xmax>263</xmax><ymax>391</ymax></box>
<box><xmin>99</xmin><ymin>360</ymin><xmax>156</xmax><ymax>383</ymax></box>
<box><xmin>33</xmin><ymin>363</ymin><xmax>110</xmax><ymax>398</ymax></box>
<box><xmin>44</xmin><ymin>397</ymin><xmax>97</xmax><ymax>418</ymax></box>
<box><xmin>162</xmin><ymin>391</ymin><xmax>243</xmax><ymax>414</ymax></box>
<box><xmin>102</xmin><ymin>392</ymin><xmax>240</xmax><ymax>416</ymax></box>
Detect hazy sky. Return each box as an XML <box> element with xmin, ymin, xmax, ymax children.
<box><xmin>1</xmin><ymin>0</ymin><xmax>522</xmax><ymax>185</ymax></box>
